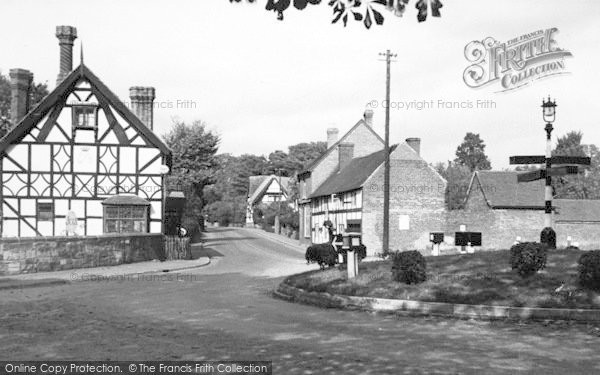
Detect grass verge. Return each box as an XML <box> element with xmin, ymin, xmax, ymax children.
<box><xmin>284</xmin><ymin>249</ymin><xmax>600</xmax><ymax>309</ymax></box>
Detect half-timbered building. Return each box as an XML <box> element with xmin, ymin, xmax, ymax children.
<box><xmin>0</xmin><ymin>26</ymin><xmax>171</xmax><ymax>238</ymax></box>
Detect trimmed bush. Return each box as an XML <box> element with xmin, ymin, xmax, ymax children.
<box><xmin>509</xmin><ymin>242</ymin><xmax>548</xmax><ymax>277</ymax></box>
<box><xmin>540</xmin><ymin>227</ymin><xmax>556</xmax><ymax>249</ymax></box>
<box><xmin>578</xmin><ymin>250</ymin><xmax>600</xmax><ymax>291</ymax></box>
<box><xmin>391</xmin><ymin>250</ymin><xmax>427</xmax><ymax>284</ymax></box>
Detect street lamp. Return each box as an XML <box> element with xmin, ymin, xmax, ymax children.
<box><xmin>541</xmin><ymin>96</ymin><xmax>557</xmax><ymax>248</ymax></box>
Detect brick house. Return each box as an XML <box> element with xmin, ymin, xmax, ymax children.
<box><xmin>297</xmin><ymin>110</ymin><xmax>383</xmax><ymax>245</ymax></box>
<box><xmin>297</xmin><ymin>110</ymin><xmax>447</xmax><ymax>256</ymax></box>
<box><xmin>246</xmin><ymin>175</ymin><xmax>290</xmax><ymax>225</ymax></box>
<box><xmin>446</xmin><ymin>171</ymin><xmax>600</xmax><ymax>250</ymax></box>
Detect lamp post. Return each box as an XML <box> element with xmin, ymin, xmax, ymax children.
<box><xmin>541</xmin><ymin>96</ymin><xmax>557</xmax><ymax>248</ymax></box>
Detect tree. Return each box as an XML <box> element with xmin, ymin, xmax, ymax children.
<box><xmin>454</xmin><ymin>132</ymin><xmax>492</xmax><ymax>172</ymax></box>
<box><xmin>552</xmin><ymin>131</ymin><xmax>600</xmax><ymax>199</ymax></box>
<box><xmin>435</xmin><ymin>161</ymin><xmax>472</xmax><ymax>210</ymax></box>
<box><xmin>163</xmin><ymin>120</ymin><xmax>220</xmax><ymax>222</ymax></box>
<box><xmin>230</xmin><ymin>0</ymin><xmax>443</xmax><ymax>26</ymax></box>
<box><xmin>0</xmin><ymin>71</ymin><xmax>49</xmax><ymax>138</ymax></box>
<box><xmin>287</xmin><ymin>141</ymin><xmax>327</xmax><ymax>171</ymax></box>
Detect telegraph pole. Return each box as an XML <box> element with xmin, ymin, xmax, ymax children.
<box><xmin>379</xmin><ymin>49</ymin><xmax>396</xmax><ymax>256</ymax></box>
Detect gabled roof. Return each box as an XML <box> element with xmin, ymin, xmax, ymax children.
<box><xmin>299</xmin><ymin>119</ymin><xmax>384</xmax><ymax>176</ymax></box>
<box><xmin>0</xmin><ymin>64</ymin><xmax>171</xmax><ymax>158</ymax></box>
<box><xmin>310</xmin><ymin>145</ymin><xmax>397</xmax><ymax>198</ymax></box>
<box><xmin>247</xmin><ymin>175</ymin><xmax>290</xmax><ymax>205</ymax></box>
<box><xmin>554</xmin><ymin>199</ymin><xmax>600</xmax><ymax>222</ymax></box>
<box><xmin>466</xmin><ymin>171</ymin><xmax>600</xmax><ymax>219</ymax></box>
<box><xmin>467</xmin><ymin>171</ymin><xmax>546</xmax><ymax>208</ymax></box>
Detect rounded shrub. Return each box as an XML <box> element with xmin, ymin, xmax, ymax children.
<box><xmin>540</xmin><ymin>227</ymin><xmax>556</xmax><ymax>249</ymax></box>
<box><xmin>391</xmin><ymin>250</ymin><xmax>427</xmax><ymax>284</ymax></box>
<box><xmin>578</xmin><ymin>250</ymin><xmax>600</xmax><ymax>291</ymax></box>
<box><xmin>509</xmin><ymin>242</ymin><xmax>548</xmax><ymax>277</ymax></box>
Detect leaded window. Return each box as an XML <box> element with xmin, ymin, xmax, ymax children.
<box><xmin>103</xmin><ymin>205</ymin><xmax>148</xmax><ymax>233</ymax></box>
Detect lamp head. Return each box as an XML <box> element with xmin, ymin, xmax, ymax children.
<box><xmin>541</xmin><ymin>96</ymin><xmax>557</xmax><ymax>124</ymax></box>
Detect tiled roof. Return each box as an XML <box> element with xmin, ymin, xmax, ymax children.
<box><xmin>102</xmin><ymin>194</ymin><xmax>151</xmax><ymax>206</ymax></box>
<box><xmin>300</xmin><ymin>119</ymin><xmax>384</xmax><ymax>175</ymax></box>
<box><xmin>248</xmin><ymin>176</ymin><xmax>270</xmax><ymax>199</ymax></box>
<box><xmin>310</xmin><ymin>146</ymin><xmax>397</xmax><ymax>198</ymax></box>
<box><xmin>247</xmin><ymin>175</ymin><xmax>290</xmax><ymax>205</ymax></box>
<box><xmin>472</xmin><ymin>171</ymin><xmax>546</xmax><ymax>208</ymax></box>
<box><xmin>554</xmin><ymin>199</ymin><xmax>600</xmax><ymax>222</ymax></box>
<box><xmin>470</xmin><ymin>171</ymin><xmax>600</xmax><ymax>220</ymax></box>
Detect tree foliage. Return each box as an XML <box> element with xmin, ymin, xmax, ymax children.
<box><xmin>434</xmin><ymin>161</ymin><xmax>472</xmax><ymax>210</ymax></box>
<box><xmin>202</xmin><ymin>141</ymin><xmax>326</xmax><ymax>226</ymax></box>
<box><xmin>163</xmin><ymin>120</ymin><xmax>221</xmax><ymax>222</ymax></box>
<box><xmin>229</xmin><ymin>0</ymin><xmax>443</xmax><ymax>27</ymax></box>
<box><xmin>552</xmin><ymin>131</ymin><xmax>600</xmax><ymax>199</ymax></box>
<box><xmin>454</xmin><ymin>132</ymin><xmax>492</xmax><ymax>172</ymax></box>
<box><xmin>0</xmin><ymin>71</ymin><xmax>49</xmax><ymax>138</ymax></box>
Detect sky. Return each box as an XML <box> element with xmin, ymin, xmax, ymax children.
<box><xmin>1</xmin><ymin>0</ymin><xmax>599</xmax><ymax>169</ymax></box>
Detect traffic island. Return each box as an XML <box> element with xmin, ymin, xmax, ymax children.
<box><xmin>274</xmin><ymin>248</ymin><xmax>600</xmax><ymax>322</ymax></box>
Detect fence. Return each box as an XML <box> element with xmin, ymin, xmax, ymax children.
<box><xmin>164</xmin><ymin>236</ymin><xmax>192</xmax><ymax>260</ymax></box>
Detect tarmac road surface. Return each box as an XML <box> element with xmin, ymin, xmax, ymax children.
<box><xmin>1</xmin><ymin>227</ymin><xmax>599</xmax><ymax>374</ymax></box>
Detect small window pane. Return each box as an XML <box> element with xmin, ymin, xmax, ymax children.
<box><xmin>37</xmin><ymin>202</ymin><xmax>54</xmax><ymax>221</ymax></box>
<box><xmin>120</xmin><ymin>220</ymin><xmax>134</xmax><ymax>232</ymax></box>
<box><xmin>131</xmin><ymin>206</ymin><xmax>146</xmax><ymax>218</ymax></box>
<box><xmin>133</xmin><ymin>220</ymin><xmax>146</xmax><ymax>232</ymax></box>
<box><xmin>105</xmin><ymin>206</ymin><xmax>119</xmax><ymax>218</ymax></box>
<box><xmin>105</xmin><ymin>219</ymin><xmax>118</xmax><ymax>233</ymax></box>
<box><xmin>118</xmin><ymin>206</ymin><xmax>132</xmax><ymax>218</ymax></box>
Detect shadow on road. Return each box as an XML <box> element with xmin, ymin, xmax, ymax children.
<box><xmin>191</xmin><ymin>245</ymin><xmax>224</xmax><ymax>259</ymax></box>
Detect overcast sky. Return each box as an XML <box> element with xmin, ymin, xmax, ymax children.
<box><xmin>1</xmin><ymin>0</ymin><xmax>599</xmax><ymax>169</ymax></box>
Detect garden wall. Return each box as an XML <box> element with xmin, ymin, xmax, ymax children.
<box><xmin>0</xmin><ymin>233</ymin><xmax>165</xmax><ymax>276</ymax></box>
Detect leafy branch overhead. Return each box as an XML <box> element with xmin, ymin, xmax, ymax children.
<box><xmin>229</xmin><ymin>0</ymin><xmax>443</xmax><ymax>28</ymax></box>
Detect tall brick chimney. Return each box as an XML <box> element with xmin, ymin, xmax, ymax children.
<box><xmin>9</xmin><ymin>68</ymin><xmax>32</xmax><ymax>126</ymax></box>
<box><xmin>327</xmin><ymin>128</ymin><xmax>339</xmax><ymax>149</ymax></box>
<box><xmin>406</xmin><ymin>137</ymin><xmax>421</xmax><ymax>156</ymax></box>
<box><xmin>56</xmin><ymin>26</ymin><xmax>78</xmax><ymax>85</ymax></box>
<box><xmin>129</xmin><ymin>87</ymin><xmax>156</xmax><ymax>130</ymax></box>
<box><xmin>338</xmin><ymin>142</ymin><xmax>354</xmax><ymax>171</ymax></box>
<box><xmin>364</xmin><ymin>109</ymin><xmax>374</xmax><ymax>127</ymax></box>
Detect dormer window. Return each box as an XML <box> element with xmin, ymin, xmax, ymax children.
<box><xmin>72</xmin><ymin>104</ymin><xmax>97</xmax><ymax>130</ymax></box>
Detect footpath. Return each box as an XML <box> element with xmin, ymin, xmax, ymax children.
<box><xmin>239</xmin><ymin>227</ymin><xmax>306</xmax><ymax>253</ymax></box>
<box><xmin>0</xmin><ymin>256</ymin><xmax>210</xmax><ymax>290</ymax></box>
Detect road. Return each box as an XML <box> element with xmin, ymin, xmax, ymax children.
<box><xmin>1</xmin><ymin>227</ymin><xmax>599</xmax><ymax>374</ymax></box>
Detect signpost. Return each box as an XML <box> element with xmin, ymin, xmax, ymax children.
<box><xmin>509</xmin><ymin>97</ymin><xmax>591</xmax><ymax>248</ymax></box>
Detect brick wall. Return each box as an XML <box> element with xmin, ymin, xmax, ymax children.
<box><xmin>362</xmin><ymin>145</ymin><xmax>446</xmax><ymax>256</ymax></box>
<box><xmin>0</xmin><ymin>233</ymin><xmax>165</xmax><ymax>276</ymax></box>
<box><xmin>444</xmin><ymin>178</ymin><xmax>600</xmax><ymax>250</ymax></box>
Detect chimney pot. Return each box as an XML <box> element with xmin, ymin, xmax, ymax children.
<box><xmin>9</xmin><ymin>68</ymin><xmax>33</xmax><ymax>126</ymax></box>
<box><xmin>406</xmin><ymin>137</ymin><xmax>421</xmax><ymax>156</ymax></box>
<box><xmin>129</xmin><ymin>86</ymin><xmax>156</xmax><ymax>130</ymax></box>
<box><xmin>56</xmin><ymin>25</ymin><xmax>78</xmax><ymax>85</ymax></box>
<box><xmin>327</xmin><ymin>127</ymin><xmax>339</xmax><ymax>149</ymax></box>
<box><xmin>338</xmin><ymin>142</ymin><xmax>354</xmax><ymax>171</ymax></box>
<box><xmin>364</xmin><ymin>109</ymin><xmax>374</xmax><ymax>127</ymax></box>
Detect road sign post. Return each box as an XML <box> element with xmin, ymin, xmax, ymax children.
<box><xmin>509</xmin><ymin>97</ymin><xmax>591</xmax><ymax>248</ymax></box>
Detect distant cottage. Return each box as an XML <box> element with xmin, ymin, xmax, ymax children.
<box><xmin>246</xmin><ymin>174</ymin><xmax>290</xmax><ymax>225</ymax></box>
